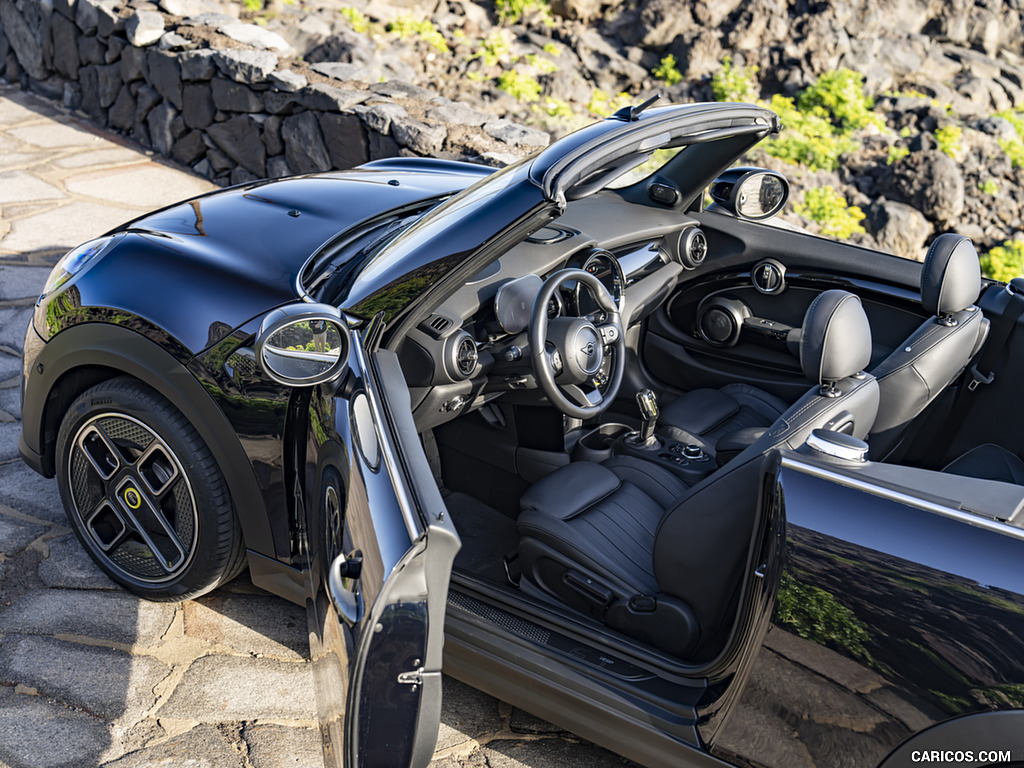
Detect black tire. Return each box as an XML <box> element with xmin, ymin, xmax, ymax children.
<box><xmin>55</xmin><ymin>376</ymin><xmax>246</xmax><ymax>601</ymax></box>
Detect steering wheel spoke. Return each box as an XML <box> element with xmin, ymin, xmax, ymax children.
<box><xmin>561</xmin><ymin>384</ymin><xmax>603</xmax><ymax>409</ymax></box>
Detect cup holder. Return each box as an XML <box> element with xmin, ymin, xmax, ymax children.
<box><xmin>572</xmin><ymin>423</ymin><xmax>632</xmax><ymax>463</ymax></box>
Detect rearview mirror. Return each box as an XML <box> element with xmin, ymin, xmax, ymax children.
<box><xmin>255</xmin><ymin>303</ymin><xmax>350</xmax><ymax>386</ymax></box>
<box><xmin>708</xmin><ymin>167</ymin><xmax>789</xmax><ymax>220</ymax></box>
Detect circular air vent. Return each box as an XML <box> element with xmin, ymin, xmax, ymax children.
<box><xmin>444</xmin><ymin>331</ymin><xmax>478</xmax><ymax>380</ymax></box>
<box><xmin>677</xmin><ymin>228</ymin><xmax>708</xmax><ymax>269</ymax></box>
<box><xmin>752</xmin><ymin>259</ymin><xmax>786</xmax><ymax>294</ymax></box>
<box><xmin>455</xmin><ymin>336</ymin><xmax>479</xmax><ymax>377</ymax></box>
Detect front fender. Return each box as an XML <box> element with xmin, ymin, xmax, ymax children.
<box><xmin>20</xmin><ymin>322</ymin><xmax>276</xmax><ymax>559</ymax></box>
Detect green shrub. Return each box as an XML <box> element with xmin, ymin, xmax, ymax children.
<box><xmin>794</xmin><ymin>186</ymin><xmax>866</xmax><ymax>239</ymax></box>
<box><xmin>339</xmin><ymin>7</ymin><xmax>369</xmax><ymax>33</ymax></box>
<box><xmin>979</xmin><ymin>178</ymin><xmax>999</xmax><ymax>195</ymax></box>
<box><xmin>525</xmin><ymin>53</ymin><xmax>557</xmax><ymax>74</ymax></box>
<box><xmin>764</xmin><ymin>95</ymin><xmax>859</xmax><ymax>172</ymax></box>
<box><xmin>935</xmin><ymin>125</ymin><xmax>962</xmax><ymax>158</ymax></box>
<box><xmin>996</xmin><ymin>110</ymin><xmax>1024</xmax><ymax>167</ymax></box>
<box><xmin>980</xmin><ymin>240</ymin><xmax>1024</xmax><ymax>283</ymax></box>
<box><xmin>887</xmin><ymin>145</ymin><xmax>909</xmax><ymax>165</ymax></box>
<box><xmin>494</xmin><ymin>0</ymin><xmax>552</xmax><ymax>24</ymax></box>
<box><xmin>471</xmin><ymin>29</ymin><xmax>512</xmax><ymax>67</ymax></box>
<box><xmin>797</xmin><ymin>68</ymin><xmax>885</xmax><ymax>132</ymax></box>
<box><xmin>712</xmin><ymin>64</ymin><xmax>878</xmax><ymax>172</ymax></box>
<box><xmin>711</xmin><ymin>56</ymin><xmax>758</xmax><ymax>103</ymax></box>
<box><xmin>653</xmin><ymin>54</ymin><xmax>683</xmax><ymax>87</ymax></box>
<box><xmin>497</xmin><ymin>69</ymin><xmax>542</xmax><ymax>103</ymax></box>
<box><xmin>535</xmin><ymin>96</ymin><xmax>573</xmax><ymax>119</ymax></box>
<box><xmin>388</xmin><ymin>16</ymin><xmax>449</xmax><ymax>52</ymax></box>
<box><xmin>587</xmin><ymin>89</ymin><xmax>631</xmax><ymax>118</ymax></box>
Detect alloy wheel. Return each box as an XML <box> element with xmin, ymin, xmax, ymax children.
<box><xmin>66</xmin><ymin>412</ymin><xmax>199</xmax><ymax>583</ymax></box>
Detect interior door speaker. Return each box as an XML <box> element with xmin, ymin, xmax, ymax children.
<box><xmin>697</xmin><ymin>296</ymin><xmax>750</xmax><ymax>347</ymax></box>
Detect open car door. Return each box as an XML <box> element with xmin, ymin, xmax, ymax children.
<box><xmin>258</xmin><ymin>308</ymin><xmax>460</xmax><ymax>768</ymax></box>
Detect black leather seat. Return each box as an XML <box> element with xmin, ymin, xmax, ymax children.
<box><xmin>658</xmin><ymin>379</ymin><xmax>788</xmax><ymax>453</ymax></box>
<box><xmin>516</xmin><ymin>290</ymin><xmax>878</xmax><ymax>659</ymax></box>
<box><xmin>943</xmin><ymin>444</ymin><xmax>1024</xmax><ymax>484</ymax></box>
<box><xmin>868</xmin><ymin>233</ymin><xmax>989</xmax><ymax>459</ymax></box>
<box><xmin>517</xmin><ymin>451</ymin><xmax>778</xmax><ymax>659</ymax></box>
<box><xmin>665</xmin><ymin>290</ymin><xmax>879</xmax><ymax>462</ymax></box>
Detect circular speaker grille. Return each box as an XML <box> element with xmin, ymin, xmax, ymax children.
<box><xmin>696</xmin><ymin>296</ymin><xmax>750</xmax><ymax>347</ymax></box>
<box><xmin>700</xmin><ymin>308</ymin><xmax>735</xmax><ymax>344</ymax></box>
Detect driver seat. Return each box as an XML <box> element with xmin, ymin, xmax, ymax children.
<box><xmin>515</xmin><ymin>290</ymin><xmax>878</xmax><ymax>659</ymax></box>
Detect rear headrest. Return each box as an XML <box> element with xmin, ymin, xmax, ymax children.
<box><xmin>922</xmin><ymin>234</ymin><xmax>981</xmax><ymax>316</ymax></box>
<box><xmin>800</xmin><ymin>290</ymin><xmax>872</xmax><ymax>385</ymax></box>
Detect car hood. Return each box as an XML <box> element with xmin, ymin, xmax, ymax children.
<box><xmin>82</xmin><ymin>161</ymin><xmax>493</xmax><ymax>354</ymax></box>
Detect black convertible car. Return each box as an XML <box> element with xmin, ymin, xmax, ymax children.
<box><xmin>19</xmin><ymin>102</ymin><xmax>1024</xmax><ymax>768</ymax></box>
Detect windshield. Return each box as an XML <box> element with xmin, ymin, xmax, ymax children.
<box><xmin>350</xmin><ymin>156</ymin><xmax>533</xmax><ymax>295</ymax></box>
<box><xmin>605</xmin><ymin>147</ymin><xmax>686</xmax><ymax>189</ymax></box>
<box><xmin>303</xmin><ymin>206</ymin><xmax>439</xmax><ymax>304</ymax></box>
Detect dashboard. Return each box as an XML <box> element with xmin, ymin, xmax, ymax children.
<box><xmin>397</xmin><ymin>193</ymin><xmax>710</xmax><ymax>430</ymax></box>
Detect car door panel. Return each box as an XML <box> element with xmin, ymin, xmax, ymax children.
<box><xmin>305</xmin><ymin>328</ymin><xmax>459</xmax><ymax>768</ymax></box>
<box><xmin>643</xmin><ymin>211</ymin><xmax>927</xmax><ymax>400</ymax></box>
<box><xmin>710</xmin><ymin>457</ymin><xmax>1024</xmax><ymax>768</ymax></box>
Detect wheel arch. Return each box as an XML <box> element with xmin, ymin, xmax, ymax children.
<box><xmin>22</xmin><ymin>323</ymin><xmax>277</xmax><ymax>558</ymax></box>
<box><xmin>877</xmin><ymin>710</ymin><xmax>1024</xmax><ymax>767</ymax></box>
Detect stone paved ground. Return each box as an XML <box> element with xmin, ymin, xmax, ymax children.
<box><xmin>0</xmin><ymin>83</ymin><xmax>632</xmax><ymax>768</ymax></box>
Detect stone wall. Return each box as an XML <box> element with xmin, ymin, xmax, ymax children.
<box><xmin>0</xmin><ymin>0</ymin><xmax>550</xmax><ymax>186</ymax></box>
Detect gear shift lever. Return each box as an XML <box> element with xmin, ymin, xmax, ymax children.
<box><xmin>635</xmin><ymin>388</ymin><xmax>660</xmax><ymax>446</ymax></box>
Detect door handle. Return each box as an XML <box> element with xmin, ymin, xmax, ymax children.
<box><xmin>328</xmin><ymin>554</ymin><xmax>364</xmax><ymax>624</ymax></box>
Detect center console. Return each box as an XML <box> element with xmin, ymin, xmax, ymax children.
<box><xmin>571</xmin><ymin>421</ymin><xmax>717</xmax><ymax>485</ymax></box>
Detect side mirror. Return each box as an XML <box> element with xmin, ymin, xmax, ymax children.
<box><xmin>708</xmin><ymin>167</ymin><xmax>789</xmax><ymax>220</ymax></box>
<box><xmin>255</xmin><ymin>303</ymin><xmax>350</xmax><ymax>386</ymax></box>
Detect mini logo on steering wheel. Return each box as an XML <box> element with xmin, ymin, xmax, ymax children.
<box><xmin>581</xmin><ymin>341</ymin><xmax>596</xmax><ymax>357</ymax></box>
<box><xmin>123</xmin><ymin>487</ymin><xmax>142</xmax><ymax>509</ymax></box>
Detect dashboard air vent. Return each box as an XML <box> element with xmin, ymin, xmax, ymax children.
<box><xmin>421</xmin><ymin>314</ymin><xmax>454</xmax><ymax>339</ymax></box>
<box><xmin>677</xmin><ymin>227</ymin><xmax>708</xmax><ymax>269</ymax></box>
<box><xmin>455</xmin><ymin>337</ymin><xmax>479</xmax><ymax>377</ymax></box>
<box><xmin>444</xmin><ymin>330</ymin><xmax>479</xmax><ymax>380</ymax></box>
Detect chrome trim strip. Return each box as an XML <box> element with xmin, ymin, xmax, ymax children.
<box><xmin>616</xmin><ymin>243</ymin><xmax>660</xmax><ymax>278</ymax></box>
<box><xmin>351</xmin><ymin>328</ymin><xmax>424</xmax><ymax>541</ymax></box>
<box><xmin>781</xmin><ymin>456</ymin><xmax>1024</xmax><ymax>542</ymax></box>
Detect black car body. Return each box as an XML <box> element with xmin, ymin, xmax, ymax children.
<box><xmin>19</xmin><ymin>102</ymin><xmax>1024</xmax><ymax>768</ymax></box>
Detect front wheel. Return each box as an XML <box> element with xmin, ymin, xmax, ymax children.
<box><xmin>55</xmin><ymin>377</ymin><xmax>246</xmax><ymax>601</ymax></box>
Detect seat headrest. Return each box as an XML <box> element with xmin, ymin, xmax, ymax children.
<box><xmin>800</xmin><ymin>290</ymin><xmax>872</xmax><ymax>385</ymax></box>
<box><xmin>922</xmin><ymin>234</ymin><xmax>981</xmax><ymax>317</ymax></box>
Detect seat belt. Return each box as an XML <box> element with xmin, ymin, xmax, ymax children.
<box><xmin>939</xmin><ymin>280</ymin><xmax>1024</xmax><ymax>459</ymax></box>
<box><xmin>966</xmin><ymin>279</ymin><xmax>1024</xmax><ymax>391</ymax></box>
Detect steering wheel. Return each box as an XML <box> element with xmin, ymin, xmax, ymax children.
<box><xmin>530</xmin><ymin>268</ymin><xmax>625</xmax><ymax>420</ymax></box>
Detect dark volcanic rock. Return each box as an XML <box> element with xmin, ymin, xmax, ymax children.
<box><xmin>51</xmin><ymin>12</ymin><xmax>80</xmax><ymax>80</ymax></box>
<box><xmin>207</xmin><ymin>115</ymin><xmax>266</xmax><ymax>176</ymax></box>
<box><xmin>0</xmin><ymin>0</ymin><xmax>46</xmax><ymax>80</ymax></box>
<box><xmin>883</xmin><ymin>150</ymin><xmax>966</xmax><ymax>224</ymax></box>
<box><xmin>147</xmin><ymin>49</ymin><xmax>183</xmax><ymax>109</ymax></box>
<box><xmin>281</xmin><ymin>110</ymin><xmax>331</xmax><ymax>173</ymax></box>
<box><xmin>108</xmin><ymin>84</ymin><xmax>136</xmax><ymax>130</ymax></box>
<box><xmin>210</xmin><ymin>77</ymin><xmax>262</xmax><ymax>112</ymax></box>
<box><xmin>212</xmin><ymin>48</ymin><xmax>277</xmax><ymax>84</ymax></box>
<box><xmin>391</xmin><ymin>116</ymin><xmax>447</xmax><ymax>155</ymax></box>
<box><xmin>319</xmin><ymin>113</ymin><xmax>369</xmax><ymax>170</ymax></box>
<box><xmin>182</xmin><ymin>82</ymin><xmax>216</xmax><ymax>129</ymax></box>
